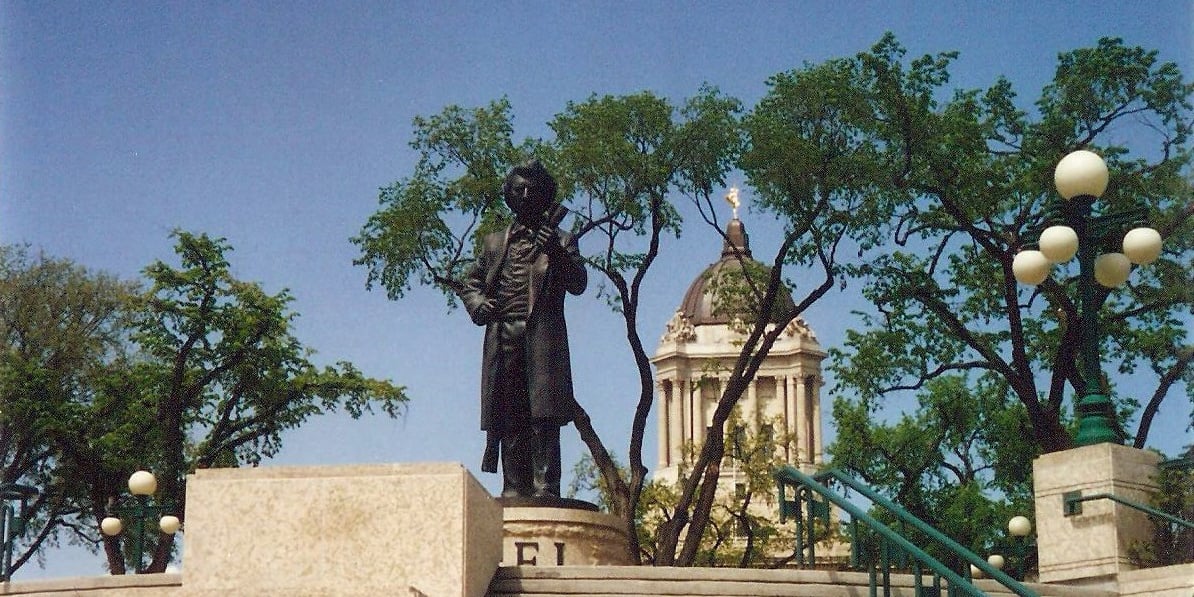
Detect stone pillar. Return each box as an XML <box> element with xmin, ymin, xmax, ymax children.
<box><xmin>778</xmin><ymin>376</ymin><xmax>790</xmax><ymax>462</ymax></box>
<box><xmin>793</xmin><ymin>373</ymin><xmax>807</xmax><ymax>464</ymax></box>
<box><xmin>1033</xmin><ymin>443</ymin><xmax>1162</xmax><ymax>585</ymax></box>
<box><xmin>810</xmin><ymin>376</ymin><xmax>823</xmax><ymax>463</ymax></box>
<box><xmin>657</xmin><ymin>381</ymin><xmax>669</xmax><ymax>469</ymax></box>
<box><xmin>670</xmin><ymin>379</ymin><xmax>685</xmax><ymax>466</ymax></box>
<box><xmin>745</xmin><ymin>378</ymin><xmax>758</xmax><ymax>431</ymax></box>
<box><xmin>691</xmin><ymin>378</ymin><xmax>706</xmax><ymax>453</ymax></box>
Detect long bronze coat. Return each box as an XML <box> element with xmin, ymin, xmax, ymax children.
<box><xmin>459</xmin><ymin>225</ymin><xmax>587</xmax><ymax>431</ymax></box>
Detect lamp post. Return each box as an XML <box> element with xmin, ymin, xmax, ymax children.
<box><xmin>100</xmin><ymin>471</ymin><xmax>179</xmax><ymax>573</ymax></box>
<box><xmin>1012</xmin><ymin>150</ymin><xmax>1163</xmax><ymax>446</ymax></box>
<box><xmin>0</xmin><ymin>483</ymin><xmax>37</xmax><ymax>582</ymax></box>
<box><xmin>1005</xmin><ymin>515</ymin><xmax>1035</xmax><ymax>581</ymax></box>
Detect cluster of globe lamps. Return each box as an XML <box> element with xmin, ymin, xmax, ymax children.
<box><xmin>1012</xmin><ymin>150</ymin><xmax>1163</xmax><ymax>287</ymax></box>
<box><xmin>100</xmin><ymin>471</ymin><xmax>180</xmax><ymax>537</ymax></box>
<box><xmin>100</xmin><ymin>471</ymin><xmax>179</xmax><ymax>573</ymax></box>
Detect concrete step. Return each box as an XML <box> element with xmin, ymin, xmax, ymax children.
<box><xmin>488</xmin><ymin>566</ymin><xmax>1119</xmax><ymax>597</ymax></box>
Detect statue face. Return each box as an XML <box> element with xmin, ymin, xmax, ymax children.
<box><xmin>504</xmin><ymin>173</ymin><xmax>551</xmax><ymax>221</ymax></box>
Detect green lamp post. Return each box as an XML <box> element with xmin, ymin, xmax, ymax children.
<box><xmin>1012</xmin><ymin>150</ymin><xmax>1164</xmax><ymax>446</ymax></box>
<box><xmin>100</xmin><ymin>471</ymin><xmax>180</xmax><ymax>573</ymax></box>
<box><xmin>0</xmin><ymin>483</ymin><xmax>37</xmax><ymax>582</ymax></box>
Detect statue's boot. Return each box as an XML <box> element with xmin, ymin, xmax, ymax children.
<box><xmin>531</xmin><ymin>423</ymin><xmax>562</xmax><ymax>498</ymax></box>
<box><xmin>501</xmin><ymin>426</ymin><xmax>534</xmax><ymax>498</ymax></box>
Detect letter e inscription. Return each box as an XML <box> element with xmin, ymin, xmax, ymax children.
<box><xmin>515</xmin><ymin>541</ymin><xmax>538</xmax><ymax>566</ymax></box>
<box><xmin>513</xmin><ymin>541</ymin><xmax>568</xmax><ymax>566</ymax></box>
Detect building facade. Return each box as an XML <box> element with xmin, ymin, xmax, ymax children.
<box><xmin>652</xmin><ymin>216</ymin><xmax>826</xmax><ymax>486</ymax></box>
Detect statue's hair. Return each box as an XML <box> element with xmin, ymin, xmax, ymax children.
<box><xmin>503</xmin><ymin>159</ymin><xmax>557</xmax><ymax>203</ymax></box>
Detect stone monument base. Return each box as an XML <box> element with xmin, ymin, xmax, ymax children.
<box><xmin>182</xmin><ymin>463</ymin><xmax>502</xmax><ymax>597</ymax></box>
<box><xmin>1033</xmin><ymin>443</ymin><xmax>1161</xmax><ymax>585</ymax></box>
<box><xmin>499</xmin><ymin>498</ymin><xmax>634</xmax><ymax>567</ymax></box>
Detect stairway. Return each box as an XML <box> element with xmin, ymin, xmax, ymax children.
<box><xmin>488</xmin><ymin>566</ymin><xmax>1119</xmax><ymax>597</ymax></box>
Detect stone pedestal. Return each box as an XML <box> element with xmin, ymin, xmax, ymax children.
<box><xmin>182</xmin><ymin>463</ymin><xmax>502</xmax><ymax>597</ymax></box>
<box><xmin>499</xmin><ymin>499</ymin><xmax>633</xmax><ymax>567</ymax></box>
<box><xmin>1033</xmin><ymin>443</ymin><xmax>1161</xmax><ymax>585</ymax></box>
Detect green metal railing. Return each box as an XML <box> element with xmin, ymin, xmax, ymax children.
<box><xmin>775</xmin><ymin>466</ymin><xmax>1038</xmax><ymax>597</ymax></box>
<box><xmin>1064</xmin><ymin>491</ymin><xmax>1194</xmax><ymax>529</ymax></box>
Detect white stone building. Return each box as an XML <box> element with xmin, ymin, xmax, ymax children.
<box><xmin>652</xmin><ymin>215</ymin><xmax>826</xmax><ymax>486</ymax></box>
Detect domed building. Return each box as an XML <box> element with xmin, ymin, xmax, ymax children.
<box><xmin>652</xmin><ymin>211</ymin><xmax>826</xmax><ymax>485</ymax></box>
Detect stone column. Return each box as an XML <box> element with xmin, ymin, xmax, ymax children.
<box><xmin>778</xmin><ymin>376</ymin><xmax>790</xmax><ymax>462</ymax></box>
<box><xmin>793</xmin><ymin>373</ymin><xmax>807</xmax><ymax>464</ymax></box>
<box><xmin>745</xmin><ymin>377</ymin><xmax>758</xmax><ymax>431</ymax></box>
<box><xmin>810</xmin><ymin>375</ymin><xmax>822</xmax><ymax>463</ymax></box>
<box><xmin>657</xmin><ymin>381</ymin><xmax>669</xmax><ymax>469</ymax></box>
<box><xmin>1032</xmin><ymin>443</ymin><xmax>1161</xmax><ymax>585</ymax></box>
<box><xmin>673</xmin><ymin>378</ymin><xmax>686</xmax><ymax>465</ymax></box>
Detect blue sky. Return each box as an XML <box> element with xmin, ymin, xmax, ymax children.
<box><xmin>2</xmin><ymin>1</ymin><xmax>1191</xmax><ymax>579</ymax></box>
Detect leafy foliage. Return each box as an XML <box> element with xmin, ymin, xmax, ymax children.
<box><xmin>357</xmin><ymin>34</ymin><xmax>1191</xmax><ymax>570</ymax></box>
<box><xmin>356</xmin><ymin>89</ymin><xmax>744</xmax><ymax>563</ymax></box>
<box><xmin>0</xmin><ymin>235</ymin><xmax>408</xmax><ymax>575</ymax></box>
<box><xmin>1130</xmin><ymin>448</ymin><xmax>1194</xmax><ymax>567</ymax></box>
<box><xmin>570</xmin><ymin>414</ymin><xmax>801</xmax><ymax>567</ymax></box>
<box><xmin>353</xmin><ymin>99</ymin><xmax>528</xmax><ymax>303</ymax></box>
<box><xmin>130</xmin><ymin>231</ymin><xmax>408</xmax><ymax>572</ymax></box>
<box><xmin>0</xmin><ymin>245</ymin><xmax>141</xmax><ymax>575</ymax></box>
<box><xmin>826</xmin><ymin>34</ymin><xmax>1192</xmax><ymax>561</ymax></box>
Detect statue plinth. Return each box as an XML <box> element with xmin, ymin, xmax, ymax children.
<box><xmin>181</xmin><ymin>463</ymin><xmax>502</xmax><ymax>597</ymax></box>
<box><xmin>498</xmin><ymin>498</ymin><xmax>633</xmax><ymax>567</ymax></box>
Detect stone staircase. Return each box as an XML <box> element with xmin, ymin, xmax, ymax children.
<box><xmin>487</xmin><ymin>566</ymin><xmax>1119</xmax><ymax>597</ymax></box>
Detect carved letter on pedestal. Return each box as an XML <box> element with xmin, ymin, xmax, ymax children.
<box><xmin>515</xmin><ymin>542</ymin><xmax>538</xmax><ymax>566</ymax></box>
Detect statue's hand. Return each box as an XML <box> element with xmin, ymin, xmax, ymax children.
<box><xmin>533</xmin><ymin>226</ymin><xmax>560</xmax><ymax>255</ymax></box>
<box><xmin>472</xmin><ymin>298</ymin><xmax>497</xmax><ymax>324</ymax></box>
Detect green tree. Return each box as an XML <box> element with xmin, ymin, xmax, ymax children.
<box><xmin>354</xmin><ymin>89</ymin><xmax>743</xmax><ymax>562</ymax></box>
<box><xmin>117</xmin><ymin>231</ymin><xmax>407</xmax><ymax>573</ymax></box>
<box><xmin>1131</xmin><ymin>446</ymin><xmax>1194</xmax><ymax>566</ymax></box>
<box><xmin>569</xmin><ymin>414</ymin><xmax>802</xmax><ymax>567</ymax></box>
<box><xmin>828</xmin><ymin>35</ymin><xmax>1192</xmax><ymax>548</ymax></box>
<box><xmin>655</xmin><ymin>49</ymin><xmax>888</xmax><ymax>567</ymax></box>
<box><xmin>0</xmin><ymin>245</ymin><xmax>142</xmax><ymax>577</ymax></box>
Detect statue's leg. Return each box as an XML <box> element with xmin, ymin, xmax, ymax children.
<box><xmin>501</xmin><ymin>421</ymin><xmax>534</xmax><ymax>498</ymax></box>
<box><xmin>495</xmin><ymin>320</ymin><xmax>534</xmax><ymax>498</ymax></box>
<box><xmin>531</xmin><ymin>422</ymin><xmax>562</xmax><ymax>498</ymax></box>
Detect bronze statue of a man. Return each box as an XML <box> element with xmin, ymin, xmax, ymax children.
<box><xmin>457</xmin><ymin>160</ymin><xmax>587</xmax><ymax>498</ymax></box>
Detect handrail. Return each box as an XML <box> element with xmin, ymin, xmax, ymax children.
<box><xmin>1065</xmin><ymin>492</ymin><xmax>1194</xmax><ymax>530</ymax></box>
<box><xmin>776</xmin><ymin>465</ymin><xmax>1040</xmax><ymax>597</ymax></box>
<box><xmin>813</xmin><ymin>468</ymin><xmax>1037</xmax><ymax>595</ymax></box>
<box><xmin>776</xmin><ymin>466</ymin><xmax>982</xmax><ymax>597</ymax></box>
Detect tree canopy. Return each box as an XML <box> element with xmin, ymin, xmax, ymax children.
<box><xmin>356</xmin><ymin>33</ymin><xmax>1191</xmax><ymax>567</ymax></box>
<box><xmin>0</xmin><ymin>233</ymin><xmax>408</xmax><ymax>575</ymax></box>
<box><xmin>827</xmin><ymin>35</ymin><xmax>1191</xmax><ymax>555</ymax></box>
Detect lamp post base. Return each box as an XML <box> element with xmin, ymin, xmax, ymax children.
<box><xmin>1074</xmin><ymin>392</ymin><xmax>1120</xmax><ymax>446</ymax></box>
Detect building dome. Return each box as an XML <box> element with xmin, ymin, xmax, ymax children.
<box><xmin>677</xmin><ymin>218</ymin><xmax>796</xmax><ymax>326</ymax></box>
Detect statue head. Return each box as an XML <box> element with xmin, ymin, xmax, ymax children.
<box><xmin>503</xmin><ymin>160</ymin><xmax>557</xmax><ymax>223</ymax></box>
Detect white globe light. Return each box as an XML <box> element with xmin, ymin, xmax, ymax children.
<box><xmin>1038</xmin><ymin>226</ymin><xmax>1079</xmax><ymax>263</ymax></box>
<box><xmin>1012</xmin><ymin>250</ymin><xmax>1052</xmax><ymax>286</ymax></box>
<box><xmin>1122</xmin><ymin>227</ymin><xmax>1162</xmax><ymax>265</ymax></box>
<box><xmin>100</xmin><ymin>517</ymin><xmax>123</xmax><ymax>537</ymax></box>
<box><xmin>1094</xmin><ymin>252</ymin><xmax>1131</xmax><ymax>288</ymax></box>
<box><xmin>1008</xmin><ymin>515</ymin><xmax>1033</xmax><ymax>537</ymax></box>
<box><xmin>159</xmin><ymin>515</ymin><xmax>182</xmax><ymax>535</ymax></box>
<box><xmin>987</xmin><ymin>554</ymin><xmax>1006</xmax><ymax>570</ymax></box>
<box><xmin>1054</xmin><ymin>150</ymin><xmax>1109</xmax><ymax>200</ymax></box>
<box><xmin>128</xmin><ymin>470</ymin><xmax>157</xmax><ymax>496</ymax></box>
